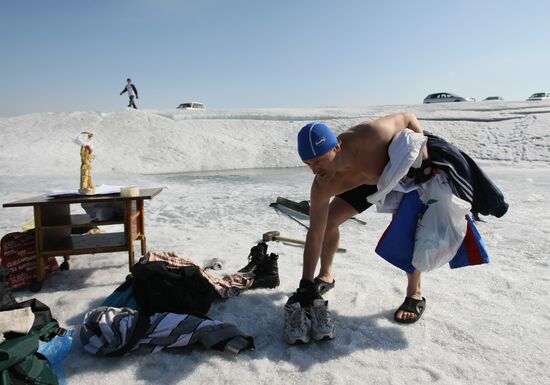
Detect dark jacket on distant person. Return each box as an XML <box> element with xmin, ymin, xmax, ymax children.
<box><xmin>120</xmin><ymin>84</ymin><xmax>138</xmax><ymax>98</ymax></box>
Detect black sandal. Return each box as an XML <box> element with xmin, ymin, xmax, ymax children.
<box><xmin>394</xmin><ymin>297</ymin><xmax>426</xmax><ymax>324</ymax></box>
<box><xmin>314</xmin><ymin>277</ymin><xmax>335</xmax><ymax>295</ymax></box>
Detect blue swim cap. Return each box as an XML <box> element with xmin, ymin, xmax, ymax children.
<box><xmin>297</xmin><ymin>122</ymin><xmax>339</xmax><ymax>161</ymax></box>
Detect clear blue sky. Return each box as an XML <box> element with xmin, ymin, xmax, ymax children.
<box><xmin>1</xmin><ymin>0</ymin><xmax>549</xmax><ymax>116</ymax></box>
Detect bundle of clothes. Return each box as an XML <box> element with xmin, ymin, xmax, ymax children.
<box><xmin>372</xmin><ymin>130</ymin><xmax>507</xmax><ymax>273</ymax></box>
<box><xmin>81</xmin><ymin>244</ymin><xmax>280</xmax><ymax>356</ymax></box>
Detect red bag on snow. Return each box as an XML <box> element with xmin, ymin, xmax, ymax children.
<box><xmin>0</xmin><ymin>231</ymin><xmax>58</xmax><ymax>290</ymax></box>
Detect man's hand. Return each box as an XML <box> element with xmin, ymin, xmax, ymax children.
<box><xmin>288</xmin><ymin>279</ymin><xmax>319</xmax><ymax>307</ymax></box>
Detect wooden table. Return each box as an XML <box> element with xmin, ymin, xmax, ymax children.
<box><xmin>3</xmin><ymin>187</ymin><xmax>162</xmax><ymax>291</ymax></box>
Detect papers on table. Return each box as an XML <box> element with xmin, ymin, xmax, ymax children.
<box><xmin>45</xmin><ymin>184</ymin><xmax>122</xmax><ymax>198</ymax></box>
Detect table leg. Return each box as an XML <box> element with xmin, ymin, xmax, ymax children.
<box><xmin>137</xmin><ymin>199</ymin><xmax>146</xmax><ymax>256</ymax></box>
<box><xmin>33</xmin><ymin>206</ymin><xmax>46</xmax><ymax>282</ymax></box>
<box><xmin>125</xmin><ymin>200</ymin><xmax>135</xmax><ymax>270</ymax></box>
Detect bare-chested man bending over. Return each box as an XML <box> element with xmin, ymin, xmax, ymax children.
<box><xmin>283</xmin><ymin>112</ymin><xmax>429</xmax><ymax>345</ymax></box>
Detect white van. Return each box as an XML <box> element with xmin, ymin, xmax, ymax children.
<box><xmin>177</xmin><ymin>102</ymin><xmax>206</xmax><ymax>110</ymax></box>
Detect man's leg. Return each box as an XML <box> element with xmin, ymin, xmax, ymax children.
<box><xmin>286</xmin><ymin>198</ymin><xmax>354</xmax><ymax>344</ymax></box>
<box><xmin>316</xmin><ymin>197</ymin><xmax>359</xmax><ymax>284</ymax></box>
<box><xmin>395</xmin><ymin>270</ymin><xmax>423</xmax><ymax>321</ymax></box>
<box><xmin>285</xmin><ymin>194</ymin><xmax>366</xmax><ymax>344</ymax></box>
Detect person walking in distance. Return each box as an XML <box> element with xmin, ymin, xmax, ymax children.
<box><xmin>120</xmin><ymin>78</ymin><xmax>138</xmax><ymax>109</ymax></box>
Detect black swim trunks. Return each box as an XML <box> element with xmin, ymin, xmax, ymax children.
<box><xmin>336</xmin><ymin>184</ymin><xmax>378</xmax><ymax>213</ymax></box>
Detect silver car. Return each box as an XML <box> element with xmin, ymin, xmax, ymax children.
<box><xmin>526</xmin><ymin>93</ymin><xmax>549</xmax><ymax>101</ymax></box>
<box><xmin>423</xmin><ymin>92</ymin><xmax>471</xmax><ymax>104</ymax></box>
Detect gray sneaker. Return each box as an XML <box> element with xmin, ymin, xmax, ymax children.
<box><xmin>284</xmin><ymin>301</ymin><xmax>311</xmax><ymax>344</ymax></box>
<box><xmin>308</xmin><ymin>299</ymin><xmax>336</xmax><ymax>341</ymax></box>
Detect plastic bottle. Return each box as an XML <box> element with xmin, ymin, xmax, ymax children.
<box><xmin>38</xmin><ymin>328</ymin><xmax>74</xmax><ymax>385</ymax></box>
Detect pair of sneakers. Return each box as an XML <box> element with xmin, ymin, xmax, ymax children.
<box><xmin>283</xmin><ymin>298</ymin><xmax>336</xmax><ymax>344</ymax></box>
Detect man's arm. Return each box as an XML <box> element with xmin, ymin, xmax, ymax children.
<box><xmin>132</xmin><ymin>84</ymin><xmax>138</xmax><ymax>98</ymax></box>
<box><xmin>371</xmin><ymin>112</ymin><xmax>422</xmax><ymax>134</ymax></box>
<box><xmin>402</xmin><ymin>112</ymin><xmax>428</xmax><ymax>159</ymax></box>
<box><xmin>371</xmin><ymin>112</ymin><xmax>427</xmax><ymax>158</ymax></box>
<box><xmin>404</xmin><ymin>112</ymin><xmax>423</xmax><ymax>134</ymax></box>
<box><xmin>301</xmin><ymin>180</ymin><xmax>330</xmax><ymax>282</ymax></box>
<box><xmin>120</xmin><ymin>86</ymin><xmax>127</xmax><ymax>95</ymax></box>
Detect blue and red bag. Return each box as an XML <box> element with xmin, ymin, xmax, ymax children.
<box><xmin>375</xmin><ymin>191</ymin><xmax>490</xmax><ymax>272</ymax></box>
<box><xmin>375</xmin><ymin>191</ymin><xmax>421</xmax><ymax>273</ymax></box>
<box><xmin>448</xmin><ymin>215</ymin><xmax>490</xmax><ymax>268</ymax></box>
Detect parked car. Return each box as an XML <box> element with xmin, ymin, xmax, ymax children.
<box><xmin>177</xmin><ymin>102</ymin><xmax>206</xmax><ymax>110</ymax></box>
<box><xmin>483</xmin><ymin>96</ymin><xmax>504</xmax><ymax>101</ymax></box>
<box><xmin>526</xmin><ymin>93</ymin><xmax>549</xmax><ymax>101</ymax></box>
<box><xmin>423</xmin><ymin>92</ymin><xmax>474</xmax><ymax>104</ymax></box>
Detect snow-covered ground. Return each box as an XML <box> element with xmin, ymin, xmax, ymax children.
<box><xmin>1</xmin><ymin>101</ymin><xmax>549</xmax><ymax>384</ymax></box>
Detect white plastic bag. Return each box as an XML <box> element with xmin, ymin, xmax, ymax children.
<box><xmin>412</xmin><ymin>173</ymin><xmax>471</xmax><ymax>271</ymax></box>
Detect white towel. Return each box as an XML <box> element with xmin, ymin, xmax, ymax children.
<box><xmin>0</xmin><ymin>307</ymin><xmax>35</xmax><ymax>335</ymax></box>
<box><xmin>367</xmin><ymin>129</ymin><xmax>427</xmax><ymax>212</ymax></box>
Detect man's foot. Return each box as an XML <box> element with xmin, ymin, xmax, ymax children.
<box><xmin>284</xmin><ymin>301</ymin><xmax>311</xmax><ymax>344</ymax></box>
<box><xmin>394</xmin><ymin>296</ymin><xmax>426</xmax><ymax>324</ymax></box>
<box><xmin>308</xmin><ymin>299</ymin><xmax>336</xmax><ymax>341</ymax></box>
<box><xmin>314</xmin><ymin>277</ymin><xmax>335</xmax><ymax>296</ymax></box>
